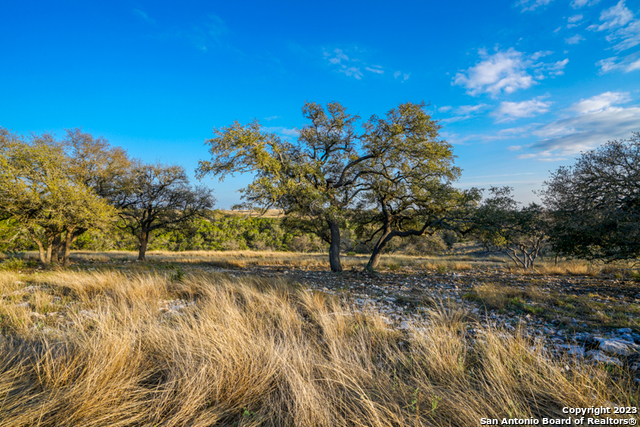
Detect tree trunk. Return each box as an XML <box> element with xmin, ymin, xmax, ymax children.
<box><xmin>365</xmin><ymin>229</ymin><xmax>393</xmax><ymax>272</ymax></box>
<box><xmin>34</xmin><ymin>238</ymin><xmax>47</xmax><ymax>265</ymax></box>
<box><xmin>60</xmin><ymin>227</ymin><xmax>78</xmax><ymax>267</ymax></box>
<box><xmin>328</xmin><ymin>220</ymin><xmax>342</xmax><ymax>272</ymax></box>
<box><xmin>138</xmin><ymin>231</ymin><xmax>150</xmax><ymax>261</ymax></box>
<box><xmin>51</xmin><ymin>234</ymin><xmax>63</xmax><ymax>264</ymax></box>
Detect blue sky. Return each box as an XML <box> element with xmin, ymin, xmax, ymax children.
<box><xmin>1</xmin><ymin>0</ymin><xmax>639</xmax><ymax>208</ymax></box>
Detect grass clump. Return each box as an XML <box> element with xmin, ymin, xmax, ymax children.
<box><xmin>0</xmin><ymin>270</ymin><xmax>637</xmax><ymax>426</ymax></box>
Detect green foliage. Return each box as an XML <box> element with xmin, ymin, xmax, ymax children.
<box><xmin>0</xmin><ymin>257</ymin><xmax>27</xmax><ymax>271</ymax></box>
<box><xmin>64</xmin><ymin>213</ymin><xmax>325</xmax><ymax>254</ymax></box>
<box><xmin>542</xmin><ymin>132</ymin><xmax>640</xmax><ymax>262</ymax></box>
<box><xmin>116</xmin><ymin>163</ymin><xmax>216</xmax><ymax>260</ymax></box>
<box><xmin>0</xmin><ymin>128</ymin><xmax>117</xmax><ymax>265</ymax></box>
<box><xmin>473</xmin><ymin>187</ymin><xmax>550</xmax><ymax>270</ymax></box>
<box><xmin>197</xmin><ymin>101</ymin><xmax>465</xmax><ymax>272</ymax></box>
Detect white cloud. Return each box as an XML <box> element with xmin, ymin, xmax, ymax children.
<box><xmin>627</xmin><ymin>58</ymin><xmax>640</xmax><ymax>71</ymax></box>
<box><xmin>454</xmin><ymin>49</ymin><xmax>533</xmax><ymax>96</ymax></box>
<box><xmin>609</xmin><ymin>19</ymin><xmax>640</xmax><ymax>51</ymax></box>
<box><xmin>339</xmin><ymin>66</ymin><xmax>363</xmax><ymax>80</ymax></box>
<box><xmin>568</xmin><ymin>14</ymin><xmax>583</xmax><ymax>23</ymax></box>
<box><xmin>457</xmin><ymin>104</ymin><xmax>488</xmax><ymax>115</ymax></box>
<box><xmin>571</xmin><ymin>0</ymin><xmax>600</xmax><ymax>8</ymax></box>
<box><xmin>565</xmin><ymin>34</ymin><xmax>585</xmax><ymax>44</ymax></box>
<box><xmin>528</xmin><ymin>92</ymin><xmax>639</xmax><ymax>155</ymax></box>
<box><xmin>325</xmin><ymin>49</ymin><xmax>349</xmax><ymax>64</ymax></box>
<box><xmin>393</xmin><ymin>71</ymin><xmax>410</xmax><ymax>81</ymax></box>
<box><xmin>133</xmin><ymin>9</ymin><xmax>156</xmax><ymax>24</ymax></box>
<box><xmin>453</xmin><ymin>48</ymin><xmax>568</xmax><ymax>96</ymax></box>
<box><xmin>592</xmin><ymin>1</ymin><xmax>633</xmax><ymax>31</ymax></box>
<box><xmin>516</xmin><ymin>0</ymin><xmax>554</xmax><ymax>12</ymax></box>
<box><xmin>597</xmin><ymin>56</ymin><xmax>620</xmax><ymax>72</ymax></box>
<box><xmin>570</xmin><ymin>91</ymin><xmax>630</xmax><ymax>114</ymax></box>
<box><xmin>596</xmin><ymin>54</ymin><xmax>640</xmax><ymax>73</ymax></box>
<box><xmin>531</xmin><ymin>50</ymin><xmax>553</xmax><ymax>60</ymax></box>
<box><xmin>438</xmin><ymin>106</ymin><xmax>453</xmax><ymax>112</ymax></box>
<box><xmin>587</xmin><ymin>1</ymin><xmax>640</xmax><ymax>51</ymax></box>
<box><xmin>494</xmin><ymin>98</ymin><xmax>551</xmax><ymax>122</ymax></box>
<box><xmin>439</xmin><ymin>104</ymin><xmax>489</xmax><ymax>123</ymax></box>
<box><xmin>365</xmin><ymin>66</ymin><xmax>384</xmax><ymax>74</ymax></box>
<box><xmin>535</xmin><ymin>58</ymin><xmax>569</xmax><ymax>76</ymax></box>
<box><xmin>324</xmin><ymin>49</ymin><xmax>399</xmax><ymax>80</ymax></box>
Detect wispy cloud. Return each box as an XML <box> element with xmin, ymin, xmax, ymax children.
<box><xmin>340</xmin><ymin>67</ymin><xmax>363</xmax><ymax>79</ymax></box>
<box><xmin>393</xmin><ymin>71</ymin><xmax>410</xmax><ymax>81</ymax></box>
<box><xmin>439</xmin><ymin>104</ymin><xmax>489</xmax><ymax>123</ymax></box>
<box><xmin>568</xmin><ymin>14</ymin><xmax>583</xmax><ymax>23</ymax></box>
<box><xmin>569</xmin><ymin>91</ymin><xmax>630</xmax><ymax>114</ymax></box>
<box><xmin>565</xmin><ymin>34</ymin><xmax>585</xmax><ymax>44</ymax></box>
<box><xmin>494</xmin><ymin>97</ymin><xmax>551</xmax><ymax>122</ymax></box>
<box><xmin>262</xmin><ymin>126</ymin><xmax>300</xmax><ymax>140</ymax></box>
<box><xmin>443</xmin><ymin>124</ymin><xmax>538</xmax><ymax>145</ymax></box>
<box><xmin>516</xmin><ymin>0</ymin><xmax>554</xmax><ymax>12</ymax></box>
<box><xmin>596</xmin><ymin>53</ymin><xmax>640</xmax><ymax>72</ymax></box>
<box><xmin>591</xmin><ymin>0</ymin><xmax>633</xmax><ymax>31</ymax></box>
<box><xmin>365</xmin><ymin>65</ymin><xmax>384</xmax><ymax>74</ymax></box>
<box><xmin>588</xmin><ymin>0</ymin><xmax>640</xmax><ymax>51</ymax></box>
<box><xmin>323</xmin><ymin>48</ymin><xmax>390</xmax><ymax>80</ymax></box>
<box><xmin>527</xmin><ymin>91</ymin><xmax>639</xmax><ymax>156</ymax></box>
<box><xmin>325</xmin><ymin>49</ymin><xmax>349</xmax><ymax>64</ymax></box>
<box><xmin>133</xmin><ymin>9</ymin><xmax>156</xmax><ymax>24</ymax></box>
<box><xmin>571</xmin><ymin>0</ymin><xmax>600</xmax><ymax>9</ymax></box>
<box><xmin>453</xmin><ymin>48</ymin><xmax>568</xmax><ymax>96</ymax></box>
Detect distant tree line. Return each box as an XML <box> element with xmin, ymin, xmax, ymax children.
<box><xmin>0</xmin><ymin>128</ymin><xmax>215</xmax><ymax>264</ymax></box>
<box><xmin>1</xmin><ymin>104</ymin><xmax>638</xmax><ymax>271</ymax></box>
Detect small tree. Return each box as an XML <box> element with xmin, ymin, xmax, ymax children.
<box><xmin>541</xmin><ymin>132</ymin><xmax>640</xmax><ymax>262</ymax></box>
<box><xmin>117</xmin><ymin>163</ymin><xmax>216</xmax><ymax>261</ymax></box>
<box><xmin>473</xmin><ymin>187</ymin><xmax>549</xmax><ymax>270</ymax></box>
<box><xmin>0</xmin><ymin>129</ymin><xmax>115</xmax><ymax>265</ymax></box>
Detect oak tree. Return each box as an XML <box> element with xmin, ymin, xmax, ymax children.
<box><xmin>473</xmin><ymin>187</ymin><xmax>549</xmax><ymax>270</ymax></box>
<box><xmin>198</xmin><ymin>101</ymin><xmax>452</xmax><ymax>272</ymax></box>
<box><xmin>0</xmin><ymin>129</ymin><xmax>115</xmax><ymax>265</ymax></box>
<box><xmin>117</xmin><ymin>163</ymin><xmax>216</xmax><ymax>261</ymax></box>
<box><xmin>352</xmin><ymin>103</ymin><xmax>479</xmax><ymax>271</ymax></box>
<box><xmin>541</xmin><ymin>132</ymin><xmax>640</xmax><ymax>262</ymax></box>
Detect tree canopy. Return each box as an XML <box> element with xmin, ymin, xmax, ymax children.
<box><xmin>198</xmin><ymin>101</ymin><xmax>465</xmax><ymax>272</ymax></box>
<box><xmin>118</xmin><ymin>163</ymin><xmax>216</xmax><ymax>261</ymax></box>
<box><xmin>541</xmin><ymin>132</ymin><xmax>640</xmax><ymax>262</ymax></box>
<box><xmin>473</xmin><ymin>187</ymin><xmax>549</xmax><ymax>270</ymax></box>
<box><xmin>0</xmin><ymin>129</ymin><xmax>116</xmax><ymax>265</ymax></box>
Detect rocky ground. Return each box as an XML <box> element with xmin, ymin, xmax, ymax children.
<box><xmin>3</xmin><ymin>262</ymin><xmax>640</xmax><ymax>382</ymax></box>
<box><xmin>213</xmin><ymin>265</ymin><xmax>640</xmax><ymax>380</ymax></box>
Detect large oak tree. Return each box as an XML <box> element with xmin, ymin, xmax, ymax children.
<box><xmin>541</xmin><ymin>132</ymin><xmax>640</xmax><ymax>262</ymax></box>
<box><xmin>198</xmin><ymin>101</ymin><xmax>457</xmax><ymax>272</ymax></box>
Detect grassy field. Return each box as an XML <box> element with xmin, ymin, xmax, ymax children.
<box><xmin>0</xmin><ymin>252</ymin><xmax>638</xmax><ymax>426</ymax></box>
<box><xmin>8</xmin><ymin>248</ymin><xmax>637</xmax><ymax>275</ymax></box>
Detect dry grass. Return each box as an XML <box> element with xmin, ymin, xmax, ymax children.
<box><xmin>0</xmin><ymin>269</ymin><xmax>637</xmax><ymax>426</ymax></box>
<box><xmin>466</xmin><ymin>281</ymin><xmax>640</xmax><ymax>330</ymax></box>
<box><xmin>14</xmin><ymin>250</ymin><xmax>492</xmax><ymax>272</ymax></box>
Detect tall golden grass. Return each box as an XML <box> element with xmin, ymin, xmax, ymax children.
<box><xmin>0</xmin><ymin>269</ymin><xmax>636</xmax><ymax>426</ymax></box>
